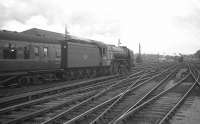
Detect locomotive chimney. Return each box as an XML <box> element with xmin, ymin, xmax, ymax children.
<box><xmin>65</xmin><ymin>24</ymin><xmax>70</xmax><ymax>40</ymax></box>
<box><xmin>139</xmin><ymin>43</ymin><xmax>141</xmax><ymax>55</ymax></box>
<box><xmin>136</xmin><ymin>43</ymin><xmax>142</xmax><ymax>63</ymax></box>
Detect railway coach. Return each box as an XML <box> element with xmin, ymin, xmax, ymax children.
<box><xmin>0</xmin><ymin>30</ymin><xmax>134</xmax><ymax>86</ymax></box>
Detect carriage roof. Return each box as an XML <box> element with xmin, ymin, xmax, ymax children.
<box><xmin>0</xmin><ymin>30</ymin><xmax>107</xmax><ymax>47</ymax></box>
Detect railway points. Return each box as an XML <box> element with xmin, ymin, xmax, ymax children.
<box><xmin>0</xmin><ymin>63</ymin><xmax>169</xmax><ymax>124</ymax></box>
<box><xmin>114</xmin><ymin>66</ymin><xmax>196</xmax><ymax>124</ymax></box>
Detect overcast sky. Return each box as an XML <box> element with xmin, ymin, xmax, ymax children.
<box><xmin>0</xmin><ymin>0</ymin><xmax>200</xmax><ymax>55</ymax></box>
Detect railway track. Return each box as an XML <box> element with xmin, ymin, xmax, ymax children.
<box><xmin>114</xmin><ymin>69</ymin><xmax>195</xmax><ymax>124</ymax></box>
<box><xmin>0</xmin><ymin>69</ymin><xmax>148</xmax><ymax>124</ymax></box>
<box><xmin>64</xmin><ymin>67</ymin><xmax>178</xmax><ymax>124</ymax></box>
<box><xmin>0</xmin><ymin>74</ymin><xmax>127</xmax><ymax>108</ymax></box>
<box><xmin>5</xmin><ymin>69</ymin><xmax>161</xmax><ymax>124</ymax></box>
<box><xmin>0</xmin><ymin>62</ymin><xmax>168</xmax><ymax>99</ymax></box>
<box><xmin>0</xmin><ymin>63</ymin><xmax>175</xmax><ymax>124</ymax></box>
<box><xmin>189</xmin><ymin>63</ymin><xmax>200</xmax><ymax>86</ymax></box>
<box><xmin>0</xmin><ymin>65</ymin><xmax>149</xmax><ymax>101</ymax></box>
<box><xmin>29</xmin><ymin>67</ymin><xmax>172</xmax><ymax>124</ymax></box>
<box><xmin>167</xmin><ymin>83</ymin><xmax>200</xmax><ymax>124</ymax></box>
<box><xmin>160</xmin><ymin>64</ymin><xmax>200</xmax><ymax>124</ymax></box>
<box><xmin>0</xmin><ymin>63</ymin><xmax>163</xmax><ymax>109</ymax></box>
<box><xmin>89</xmin><ymin>70</ymin><xmax>177</xmax><ymax>124</ymax></box>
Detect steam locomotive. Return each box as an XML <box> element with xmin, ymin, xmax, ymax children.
<box><xmin>0</xmin><ymin>30</ymin><xmax>134</xmax><ymax>86</ymax></box>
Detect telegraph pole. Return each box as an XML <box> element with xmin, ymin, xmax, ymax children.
<box><xmin>139</xmin><ymin>43</ymin><xmax>141</xmax><ymax>55</ymax></box>
<box><xmin>118</xmin><ymin>38</ymin><xmax>121</xmax><ymax>46</ymax></box>
<box><xmin>63</xmin><ymin>24</ymin><xmax>69</xmax><ymax>68</ymax></box>
<box><xmin>136</xmin><ymin>43</ymin><xmax>142</xmax><ymax>63</ymax></box>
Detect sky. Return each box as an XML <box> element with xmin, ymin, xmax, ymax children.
<box><xmin>0</xmin><ymin>0</ymin><xmax>200</xmax><ymax>55</ymax></box>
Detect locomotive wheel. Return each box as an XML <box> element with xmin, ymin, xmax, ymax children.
<box><xmin>92</xmin><ymin>69</ymin><xmax>97</xmax><ymax>78</ymax></box>
<box><xmin>79</xmin><ymin>70</ymin><xmax>84</xmax><ymax>79</ymax></box>
<box><xmin>113</xmin><ymin>63</ymin><xmax>119</xmax><ymax>74</ymax></box>
<box><xmin>75</xmin><ymin>70</ymin><xmax>81</xmax><ymax>79</ymax></box>
<box><xmin>109</xmin><ymin>65</ymin><xmax>114</xmax><ymax>75</ymax></box>
<box><xmin>62</xmin><ymin>72</ymin><xmax>69</xmax><ymax>80</ymax></box>
<box><xmin>49</xmin><ymin>74</ymin><xmax>57</xmax><ymax>81</ymax></box>
<box><xmin>119</xmin><ymin>64</ymin><xmax>128</xmax><ymax>74</ymax></box>
<box><xmin>83</xmin><ymin>69</ymin><xmax>88</xmax><ymax>79</ymax></box>
<box><xmin>106</xmin><ymin>68</ymin><xmax>110</xmax><ymax>75</ymax></box>
<box><xmin>86</xmin><ymin>69</ymin><xmax>90</xmax><ymax>78</ymax></box>
<box><xmin>100</xmin><ymin>68</ymin><xmax>105</xmax><ymax>76</ymax></box>
<box><xmin>18</xmin><ymin>76</ymin><xmax>30</xmax><ymax>86</ymax></box>
<box><xmin>88</xmin><ymin>69</ymin><xmax>93</xmax><ymax>78</ymax></box>
<box><xmin>70</xmin><ymin>71</ymin><xmax>74</xmax><ymax>80</ymax></box>
<box><xmin>118</xmin><ymin>65</ymin><xmax>122</xmax><ymax>74</ymax></box>
<box><xmin>55</xmin><ymin>72</ymin><xmax>63</xmax><ymax>80</ymax></box>
<box><xmin>32</xmin><ymin>75</ymin><xmax>43</xmax><ymax>85</ymax></box>
<box><xmin>97</xmin><ymin>68</ymin><xmax>102</xmax><ymax>76</ymax></box>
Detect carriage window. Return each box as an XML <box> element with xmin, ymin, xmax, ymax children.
<box><xmin>34</xmin><ymin>47</ymin><xmax>39</xmax><ymax>56</ymax></box>
<box><xmin>24</xmin><ymin>47</ymin><xmax>30</xmax><ymax>59</ymax></box>
<box><xmin>56</xmin><ymin>49</ymin><xmax>60</xmax><ymax>58</ymax></box>
<box><xmin>43</xmin><ymin>47</ymin><xmax>48</xmax><ymax>56</ymax></box>
<box><xmin>3</xmin><ymin>43</ymin><xmax>17</xmax><ymax>59</ymax></box>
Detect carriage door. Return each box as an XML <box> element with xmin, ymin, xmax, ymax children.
<box><xmin>61</xmin><ymin>41</ymin><xmax>68</xmax><ymax>69</ymax></box>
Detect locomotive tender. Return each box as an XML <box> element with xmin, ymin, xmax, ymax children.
<box><xmin>0</xmin><ymin>30</ymin><xmax>134</xmax><ymax>86</ymax></box>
